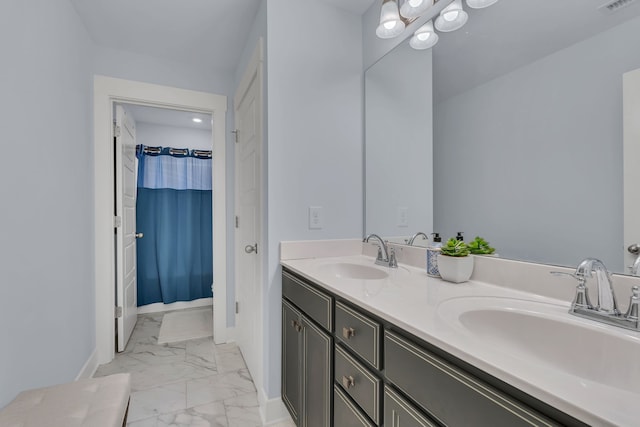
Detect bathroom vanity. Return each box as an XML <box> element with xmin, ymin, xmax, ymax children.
<box><xmin>280</xmin><ymin>241</ymin><xmax>640</xmax><ymax>427</ymax></box>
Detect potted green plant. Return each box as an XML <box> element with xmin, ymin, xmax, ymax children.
<box><xmin>468</xmin><ymin>236</ymin><xmax>496</xmax><ymax>255</ymax></box>
<box><xmin>437</xmin><ymin>238</ymin><xmax>474</xmax><ymax>283</ymax></box>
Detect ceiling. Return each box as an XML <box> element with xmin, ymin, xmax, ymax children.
<box><xmin>431</xmin><ymin>0</ymin><xmax>640</xmax><ymax>101</ymax></box>
<box><xmin>72</xmin><ymin>0</ymin><xmax>640</xmax><ymax>106</ymax></box>
<box><xmin>70</xmin><ymin>0</ymin><xmax>262</xmax><ymax>76</ymax></box>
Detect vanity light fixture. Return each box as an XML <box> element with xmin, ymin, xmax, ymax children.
<box><xmin>400</xmin><ymin>0</ymin><xmax>433</xmax><ymax>19</ymax></box>
<box><xmin>192</xmin><ymin>118</ymin><xmax>203</xmax><ymax>123</ymax></box>
<box><xmin>376</xmin><ymin>0</ymin><xmax>406</xmax><ymax>39</ymax></box>
<box><xmin>409</xmin><ymin>20</ymin><xmax>439</xmax><ymax>50</ymax></box>
<box><xmin>466</xmin><ymin>0</ymin><xmax>499</xmax><ymax>9</ymax></box>
<box><xmin>434</xmin><ymin>0</ymin><xmax>468</xmax><ymax>32</ymax></box>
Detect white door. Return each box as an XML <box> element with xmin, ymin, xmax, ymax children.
<box><xmin>115</xmin><ymin>104</ymin><xmax>138</xmax><ymax>351</ymax></box>
<box><xmin>235</xmin><ymin>46</ymin><xmax>263</xmax><ymax>385</ymax></box>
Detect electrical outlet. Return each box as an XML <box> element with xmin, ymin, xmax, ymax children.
<box><xmin>397</xmin><ymin>207</ymin><xmax>409</xmax><ymax>227</ymax></box>
<box><xmin>309</xmin><ymin>206</ymin><xmax>323</xmax><ymax>230</ymax></box>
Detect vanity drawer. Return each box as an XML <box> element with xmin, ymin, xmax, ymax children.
<box><xmin>384</xmin><ymin>330</ymin><xmax>559</xmax><ymax>427</ymax></box>
<box><xmin>334</xmin><ymin>384</ymin><xmax>376</xmax><ymax>427</ymax></box>
<box><xmin>335</xmin><ymin>301</ymin><xmax>381</xmax><ymax>369</ymax></box>
<box><xmin>335</xmin><ymin>344</ymin><xmax>381</xmax><ymax>425</ymax></box>
<box><xmin>282</xmin><ymin>271</ymin><xmax>333</xmax><ymax>331</ymax></box>
<box><xmin>384</xmin><ymin>385</ymin><xmax>438</xmax><ymax>427</ymax></box>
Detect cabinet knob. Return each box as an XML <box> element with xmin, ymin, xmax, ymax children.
<box><xmin>342</xmin><ymin>375</ymin><xmax>355</xmax><ymax>389</ymax></box>
<box><xmin>342</xmin><ymin>327</ymin><xmax>356</xmax><ymax>339</ymax></box>
<box><xmin>291</xmin><ymin>320</ymin><xmax>302</xmax><ymax>332</ymax></box>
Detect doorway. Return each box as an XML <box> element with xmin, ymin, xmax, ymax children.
<box><xmin>114</xmin><ymin>103</ymin><xmax>216</xmax><ymax>351</ymax></box>
<box><xmin>94</xmin><ymin>76</ymin><xmax>228</xmax><ymax>365</ymax></box>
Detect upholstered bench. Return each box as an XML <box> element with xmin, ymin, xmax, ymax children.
<box><xmin>0</xmin><ymin>373</ymin><xmax>131</xmax><ymax>427</ymax></box>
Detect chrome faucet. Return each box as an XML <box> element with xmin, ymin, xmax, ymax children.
<box><xmin>552</xmin><ymin>258</ymin><xmax>640</xmax><ymax>331</ymax></box>
<box><xmin>364</xmin><ymin>234</ymin><xmax>397</xmax><ymax>268</ymax></box>
<box><xmin>407</xmin><ymin>232</ymin><xmax>429</xmax><ymax>246</ymax></box>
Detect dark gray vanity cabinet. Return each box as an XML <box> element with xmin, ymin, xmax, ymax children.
<box><xmin>282</xmin><ymin>268</ymin><xmax>586</xmax><ymax>427</ymax></box>
<box><xmin>384</xmin><ymin>330</ymin><xmax>559</xmax><ymax>427</ymax></box>
<box><xmin>282</xmin><ymin>272</ymin><xmax>333</xmax><ymax>427</ymax></box>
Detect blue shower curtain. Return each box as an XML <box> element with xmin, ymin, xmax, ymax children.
<box><xmin>136</xmin><ymin>146</ymin><xmax>213</xmax><ymax>306</ymax></box>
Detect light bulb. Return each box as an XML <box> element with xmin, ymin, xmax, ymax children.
<box><xmin>434</xmin><ymin>0</ymin><xmax>468</xmax><ymax>32</ymax></box>
<box><xmin>410</xmin><ymin>20</ymin><xmax>439</xmax><ymax>50</ymax></box>
<box><xmin>400</xmin><ymin>0</ymin><xmax>432</xmax><ymax>19</ymax></box>
<box><xmin>376</xmin><ymin>0</ymin><xmax>405</xmax><ymax>39</ymax></box>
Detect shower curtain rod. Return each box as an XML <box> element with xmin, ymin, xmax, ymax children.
<box><xmin>136</xmin><ymin>145</ymin><xmax>212</xmax><ymax>158</ymax></box>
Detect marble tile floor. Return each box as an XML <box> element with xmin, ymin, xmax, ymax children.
<box><xmin>94</xmin><ymin>311</ymin><xmax>295</xmax><ymax>427</ymax></box>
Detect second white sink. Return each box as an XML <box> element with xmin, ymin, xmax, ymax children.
<box><xmin>437</xmin><ymin>296</ymin><xmax>640</xmax><ymax>394</ymax></box>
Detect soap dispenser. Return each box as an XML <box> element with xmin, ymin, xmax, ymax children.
<box><xmin>427</xmin><ymin>233</ymin><xmax>443</xmax><ymax>277</ymax></box>
<box><xmin>456</xmin><ymin>232</ymin><xmax>464</xmax><ymax>241</ymax></box>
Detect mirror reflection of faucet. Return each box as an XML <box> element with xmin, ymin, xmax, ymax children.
<box><xmin>627</xmin><ymin>243</ymin><xmax>640</xmax><ymax>276</ymax></box>
<box><xmin>551</xmin><ymin>258</ymin><xmax>640</xmax><ymax>331</ymax></box>
<box><xmin>407</xmin><ymin>232</ymin><xmax>429</xmax><ymax>246</ymax></box>
<box><xmin>364</xmin><ymin>234</ymin><xmax>397</xmax><ymax>268</ymax></box>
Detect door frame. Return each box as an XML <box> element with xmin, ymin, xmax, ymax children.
<box><xmin>93</xmin><ymin>75</ymin><xmax>228</xmax><ymax>364</ymax></box>
<box><xmin>624</xmin><ymin>68</ymin><xmax>640</xmax><ymax>273</ymax></box>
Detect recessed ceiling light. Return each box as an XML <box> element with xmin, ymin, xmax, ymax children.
<box><xmin>192</xmin><ymin>118</ymin><xmax>203</xmax><ymax>123</ymax></box>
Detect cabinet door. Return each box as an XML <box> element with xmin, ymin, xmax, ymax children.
<box><xmin>334</xmin><ymin>385</ymin><xmax>376</xmax><ymax>427</ymax></box>
<box><xmin>302</xmin><ymin>315</ymin><xmax>333</xmax><ymax>427</ymax></box>
<box><xmin>384</xmin><ymin>386</ymin><xmax>437</xmax><ymax>427</ymax></box>
<box><xmin>282</xmin><ymin>300</ymin><xmax>302</xmax><ymax>424</ymax></box>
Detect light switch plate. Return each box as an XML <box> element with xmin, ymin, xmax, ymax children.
<box><xmin>397</xmin><ymin>207</ymin><xmax>409</xmax><ymax>227</ymax></box>
<box><xmin>309</xmin><ymin>206</ymin><xmax>323</xmax><ymax>230</ymax></box>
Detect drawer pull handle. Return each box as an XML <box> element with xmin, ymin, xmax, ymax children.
<box><xmin>342</xmin><ymin>327</ymin><xmax>356</xmax><ymax>339</ymax></box>
<box><xmin>342</xmin><ymin>375</ymin><xmax>355</xmax><ymax>389</ymax></box>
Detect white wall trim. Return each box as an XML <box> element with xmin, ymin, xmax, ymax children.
<box><xmin>76</xmin><ymin>349</ymin><xmax>98</xmax><ymax>380</ymax></box>
<box><xmin>93</xmin><ymin>75</ymin><xmax>228</xmax><ymax>365</ymax></box>
<box><xmin>258</xmin><ymin>387</ymin><xmax>291</xmax><ymax>425</ymax></box>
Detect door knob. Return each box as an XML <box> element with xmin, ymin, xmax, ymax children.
<box><xmin>245</xmin><ymin>243</ymin><xmax>258</xmax><ymax>254</ymax></box>
<box><xmin>135</xmin><ymin>233</ymin><xmax>144</xmax><ymax>239</ymax></box>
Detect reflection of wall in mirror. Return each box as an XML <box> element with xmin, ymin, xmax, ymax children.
<box><xmin>365</xmin><ymin>43</ymin><xmax>434</xmax><ymax>239</ymax></box>
<box><xmin>434</xmin><ymin>15</ymin><xmax>640</xmax><ymax>273</ymax></box>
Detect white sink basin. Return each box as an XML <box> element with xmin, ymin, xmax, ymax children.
<box><xmin>318</xmin><ymin>262</ymin><xmax>389</xmax><ymax>280</ymax></box>
<box><xmin>437</xmin><ymin>296</ymin><xmax>640</xmax><ymax>393</ymax></box>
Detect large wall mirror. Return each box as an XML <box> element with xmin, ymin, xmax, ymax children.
<box><xmin>365</xmin><ymin>0</ymin><xmax>640</xmax><ymax>274</ymax></box>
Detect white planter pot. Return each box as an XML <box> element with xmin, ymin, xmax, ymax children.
<box><xmin>437</xmin><ymin>255</ymin><xmax>474</xmax><ymax>283</ymax></box>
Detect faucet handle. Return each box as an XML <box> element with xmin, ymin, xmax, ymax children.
<box><xmin>375</xmin><ymin>247</ymin><xmax>384</xmax><ymax>262</ymax></box>
<box><xmin>625</xmin><ymin>286</ymin><xmax>640</xmax><ymax>321</ymax></box>
<box><xmin>550</xmin><ymin>271</ymin><xmax>592</xmax><ymax>309</ymax></box>
<box><xmin>388</xmin><ymin>248</ymin><xmax>398</xmax><ymax>268</ymax></box>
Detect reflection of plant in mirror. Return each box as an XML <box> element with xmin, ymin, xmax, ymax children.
<box><xmin>468</xmin><ymin>236</ymin><xmax>495</xmax><ymax>255</ymax></box>
<box><xmin>440</xmin><ymin>238</ymin><xmax>469</xmax><ymax>257</ymax></box>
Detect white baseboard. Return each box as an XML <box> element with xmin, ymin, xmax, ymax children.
<box><xmin>137</xmin><ymin>297</ymin><xmax>213</xmax><ymax>314</ymax></box>
<box><xmin>76</xmin><ymin>349</ymin><xmax>98</xmax><ymax>380</ymax></box>
<box><xmin>258</xmin><ymin>388</ymin><xmax>290</xmax><ymax>425</ymax></box>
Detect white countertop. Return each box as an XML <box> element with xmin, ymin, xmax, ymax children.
<box><xmin>281</xmin><ymin>253</ymin><xmax>640</xmax><ymax>427</ymax></box>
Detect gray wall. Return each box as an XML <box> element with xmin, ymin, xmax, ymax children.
<box><xmin>434</xmin><ymin>15</ymin><xmax>640</xmax><ymax>271</ymax></box>
<box><xmin>0</xmin><ymin>0</ymin><xmax>94</xmax><ymax>407</ymax></box>
<box><xmin>136</xmin><ymin>122</ymin><xmax>212</xmax><ymax>151</ymax></box>
<box><xmin>264</xmin><ymin>0</ymin><xmax>363</xmax><ymax>398</ymax></box>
